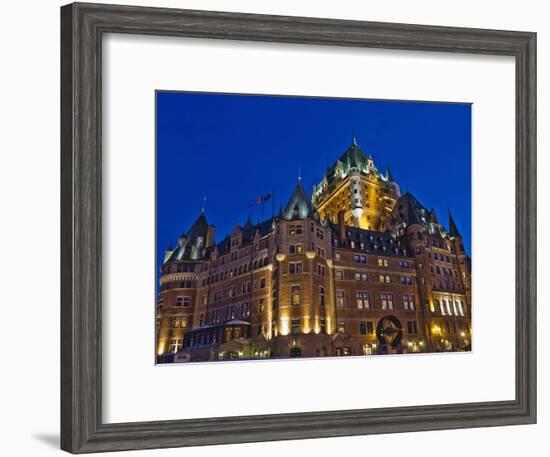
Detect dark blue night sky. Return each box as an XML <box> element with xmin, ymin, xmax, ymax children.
<box><xmin>156</xmin><ymin>91</ymin><xmax>471</xmax><ymax>275</ymax></box>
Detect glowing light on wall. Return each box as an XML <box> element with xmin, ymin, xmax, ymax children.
<box><xmin>325</xmin><ymin>317</ymin><xmax>333</xmax><ymax>335</ymax></box>
<box><xmin>313</xmin><ymin>317</ymin><xmax>320</xmax><ymax>334</ymax></box>
<box><xmin>280</xmin><ymin>317</ymin><xmax>290</xmax><ymax>336</ymax></box>
<box><xmin>302</xmin><ymin>317</ymin><xmax>311</xmax><ymax>334</ymax></box>
<box><xmin>431</xmin><ymin>324</ymin><xmax>442</xmax><ymax>336</ymax></box>
<box><xmin>157</xmin><ymin>343</ymin><xmax>165</xmax><ymax>356</ymax></box>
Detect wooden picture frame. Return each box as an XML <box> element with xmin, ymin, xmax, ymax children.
<box><xmin>60</xmin><ymin>2</ymin><xmax>536</xmax><ymax>453</ymax></box>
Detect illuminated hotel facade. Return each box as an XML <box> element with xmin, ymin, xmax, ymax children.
<box><xmin>156</xmin><ymin>140</ymin><xmax>471</xmax><ymax>362</ymax></box>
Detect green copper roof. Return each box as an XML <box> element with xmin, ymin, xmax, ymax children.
<box><xmin>165</xmin><ymin>211</ymin><xmax>211</xmax><ymax>263</ymax></box>
<box><xmin>283</xmin><ymin>180</ymin><xmax>315</xmax><ymax>220</ymax></box>
<box><xmin>320</xmin><ymin>139</ymin><xmax>378</xmax><ymax>187</ymax></box>
<box><xmin>337</xmin><ymin>139</ymin><xmax>370</xmax><ymax>170</ymax></box>
<box><xmin>394</xmin><ymin>192</ymin><xmax>428</xmax><ymax>226</ymax></box>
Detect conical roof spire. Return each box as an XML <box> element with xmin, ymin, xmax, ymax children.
<box><xmin>283</xmin><ymin>179</ymin><xmax>315</xmax><ymax>220</ymax></box>
<box><xmin>386</xmin><ymin>165</ymin><xmax>393</xmax><ymax>182</ymax></box>
<box><xmin>448</xmin><ymin>210</ymin><xmax>462</xmax><ymax>238</ymax></box>
<box><xmin>164</xmin><ymin>210</ymin><xmax>210</xmax><ymax>262</ymax></box>
<box><xmin>428</xmin><ymin>208</ymin><xmax>439</xmax><ymax>224</ymax></box>
<box><xmin>187</xmin><ymin>211</ymin><xmax>209</xmax><ymax>239</ymax></box>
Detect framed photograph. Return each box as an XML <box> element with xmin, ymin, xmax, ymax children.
<box><xmin>60</xmin><ymin>2</ymin><xmax>536</xmax><ymax>453</ymax></box>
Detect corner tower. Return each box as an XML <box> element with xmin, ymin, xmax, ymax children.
<box><xmin>311</xmin><ymin>139</ymin><xmax>400</xmax><ymax>229</ymax></box>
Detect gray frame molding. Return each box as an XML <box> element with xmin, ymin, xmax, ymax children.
<box><xmin>60</xmin><ymin>2</ymin><xmax>536</xmax><ymax>453</ymax></box>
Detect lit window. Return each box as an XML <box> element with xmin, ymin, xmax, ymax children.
<box><xmin>291</xmin><ymin>285</ymin><xmax>301</xmax><ymax>305</ymax></box>
<box><xmin>289</xmin><ymin>244</ymin><xmax>303</xmax><ymax>254</ymax></box>
<box><xmin>337</xmin><ymin>320</ymin><xmax>346</xmax><ymax>333</ymax></box>
<box><xmin>168</xmin><ymin>338</ymin><xmax>183</xmax><ymax>353</ymax></box>
<box><xmin>336</xmin><ymin>290</ymin><xmax>345</xmax><ymax>308</ymax></box>
<box><xmin>403</xmin><ymin>295</ymin><xmax>415</xmax><ymax>310</ymax></box>
<box><xmin>357</xmin><ymin>291</ymin><xmax>370</xmax><ymax>309</ymax></box>
<box><xmin>381</xmin><ymin>293</ymin><xmax>394</xmax><ymax>310</ymax></box>
<box><xmin>362</xmin><ymin>343</ymin><xmax>374</xmax><ymax>355</ymax></box>
<box><xmin>335</xmin><ymin>270</ymin><xmax>344</xmax><ymax>280</ymax></box>
<box><xmin>453</xmin><ymin>300</ymin><xmax>459</xmax><ymax>316</ymax></box>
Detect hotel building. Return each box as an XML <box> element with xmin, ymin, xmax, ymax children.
<box><xmin>156</xmin><ymin>140</ymin><xmax>471</xmax><ymax>362</ymax></box>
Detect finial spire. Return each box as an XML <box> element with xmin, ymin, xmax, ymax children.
<box><xmin>448</xmin><ymin>209</ymin><xmax>462</xmax><ymax>238</ymax></box>
<box><xmin>386</xmin><ymin>165</ymin><xmax>393</xmax><ymax>182</ymax></box>
<box><xmin>201</xmin><ymin>196</ymin><xmax>207</xmax><ymax>213</ymax></box>
<box><xmin>298</xmin><ymin>167</ymin><xmax>302</xmax><ymax>182</ymax></box>
<box><xmin>352</xmin><ymin>137</ymin><xmax>358</xmax><ymax>146</ymax></box>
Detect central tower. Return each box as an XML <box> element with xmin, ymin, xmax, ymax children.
<box><xmin>311</xmin><ymin>139</ymin><xmax>400</xmax><ymax>230</ymax></box>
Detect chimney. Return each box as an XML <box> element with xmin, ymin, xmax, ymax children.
<box><xmin>337</xmin><ymin>211</ymin><xmax>346</xmax><ymax>244</ymax></box>
<box><xmin>206</xmin><ymin>225</ymin><xmax>215</xmax><ymax>248</ymax></box>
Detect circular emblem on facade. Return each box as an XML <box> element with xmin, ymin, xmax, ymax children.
<box><xmin>376</xmin><ymin>315</ymin><xmax>403</xmax><ymax>348</ymax></box>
